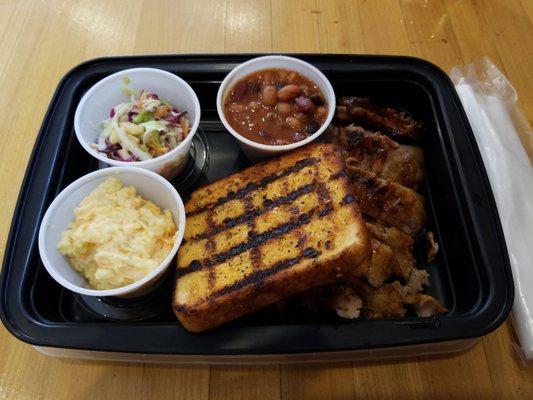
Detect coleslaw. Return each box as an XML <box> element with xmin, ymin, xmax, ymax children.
<box><xmin>91</xmin><ymin>89</ymin><xmax>190</xmax><ymax>162</ymax></box>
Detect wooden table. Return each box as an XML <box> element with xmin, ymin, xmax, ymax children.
<box><xmin>1</xmin><ymin>1</ymin><xmax>532</xmax><ymax>398</ymax></box>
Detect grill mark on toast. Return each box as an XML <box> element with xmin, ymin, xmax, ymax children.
<box><xmin>342</xmin><ymin>194</ymin><xmax>355</xmax><ymax>205</ymax></box>
<box><xmin>293</xmin><ymin>179</ymin><xmax>321</xmax><ymax>251</ymax></box>
<box><xmin>244</xmin><ymin>195</ymin><xmax>262</xmax><ymax>270</ymax></box>
<box><xmin>250</xmin><ymin>246</ymin><xmax>262</xmax><ymax>268</ymax></box>
<box><xmin>187</xmin><ymin>157</ymin><xmax>319</xmax><ymax>216</ymax></box>
<box><xmin>174</xmin><ymin>247</ymin><xmax>323</xmax><ymax>315</ymax></box>
<box><xmin>187</xmin><ymin>169</ymin><xmax>346</xmax><ymax>243</ymax></box>
<box><xmin>261</xmin><ymin>183</ymin><xmax>314</xmax><ymax>209</ymax></box>
<box><xmin>189</xmin><ymin>183</ymin><xmax>315</xmax><ymax>242</ymax></box>
<box><xmin>315</xmin><ymin>182</ymin><xmax>334</xmax><ymax>247</ymax></box>
<box><xmin>205</xmin><ymin>210</ymin><xmax>217</xmax><ymax>291</ymax></box>
<box><xmin>318</xmin><ymin>206</ymin><xmax>333</xmax><ymax>217</ymax></box>
<box><xmin>296</xmin><ymin>230</ymin><xmax>308</xmax><ymax>248</ymax></box>
<box><xmin>316</xmin><ymin>182</ymin><xmax>334</xmax><ymax>218</ymax></box>
<box><xmin>209</xmin><ymin>247</ymin><xmax>322</xmax><ymax>300</ymax></box>
<box><xmin>316</xmin><ymin>183</ymin><xmax>331</xmax><ymax>203</ymax></box>
<box><xmin>184</xmin><ymin>259</ymin><xmax>203</xmax><ymax>274</ymax></box>
<box><xmin>177</xmin><ymin>208</ymin><xmax>318</xmax><ymax>278</ymax></box>
<box><xmin>209</xmin><ymin>210</ymin><xmax>314</xmax><ymax>267</ymax></box>
<box><xmin>177</xmin><ymin>187</ymin><xmax>348</xmax><ymax>279</ymax></box>
<box><xmin>172</xmin><ymin>247</ymin><xmax>322</xmax><ymax>315</ymax></box>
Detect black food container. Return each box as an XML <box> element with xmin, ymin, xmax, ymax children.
<box><xmin>0</xmin><ymin>55</ymin><xmax>513</xmax><ymax>362</ymax></box>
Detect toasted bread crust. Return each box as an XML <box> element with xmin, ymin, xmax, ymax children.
<box><xmin>174</xmin><ymin>143</ymin><xmax>370</xmax><ymax>332</ymax></box>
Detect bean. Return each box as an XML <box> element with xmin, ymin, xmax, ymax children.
<box><xmin>310</xmin><ymin>94</ymin><xmax>325</xmax><ymax>106</ymax></box>
<box><xmin>277</xmin><ymin>84</ymin><xmax>301</xmax><ymax>101</ymax></box>
<box><xmin>292</xmin><ymin>131</ymin><xmax>308</xmax><ymax>142</ymax></box>
<box><xmin>286</xmin><ymin>117</ymin><xmax>302</xmax><ymax>130</ymax></box>
<box><xmin>262</xmin><ymin>86</ymin><xmax>278</xmax><ymax>106</ymax></box>
<box><xmin>276</xmin><ymin>102</ymin><xmax>292</xmax><ymax>116</ymax></box>
<box><xmin>315</xmin><ymin>105</ymin><xmax>327</xmax><ymax>118</ymax></box>
<box><xmin>295</xmin><ymin>112</ymin><xmax>308</xmax><ymax>123</ymax></box>
<box><xmin>305</xmin><ymin>121</ymin><xmax>321</xmax><ymax>135</ymax></box>
<box><xmin>295</xmin><ymin>96</ymin><xmax>315</xmax><ymax>114</ymax></box>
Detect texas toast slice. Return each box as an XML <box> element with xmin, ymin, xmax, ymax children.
<box><xmin>173</xmin><ymin>143</ymin><xmax>371</xmax><ymax>332</ymax></box>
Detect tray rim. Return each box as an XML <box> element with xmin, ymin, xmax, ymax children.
<box><xmin>0</xmin><ymin>53</ymin><xmax>514</xmax><ymax>355</ymax></box>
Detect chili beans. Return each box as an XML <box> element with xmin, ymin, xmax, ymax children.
<box><xmin>277</xmin><ymin>84</ymin><xmax>301</xmax><ymax>101</ymax></box>
<box><xmin>224</xmin><ymin>68</ymin><xmax>328</xmax><ymax>145</ymax></box>
<box><xmin>262</xmin><ymin>86</ymin><xmax>278</xmax><ymax>106</ymax></box>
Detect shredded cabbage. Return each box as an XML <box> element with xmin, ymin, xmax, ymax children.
<box><xmin>141</xmin><ymin>120</ymin><xmax>168</xmax><ymax>133</ymax></box>
<box><xmin>95</xmin><ymin>87</ymin><xmax>190</xmax><ymax>162</ymax></box>
<box><xmin>115</xmin><ymin>127</ymin><xmax>152</xmax><ymax>161</ymax></box>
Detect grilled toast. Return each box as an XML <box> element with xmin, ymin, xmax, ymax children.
<box><xmin>173</xmin><ymin>143</ymin><xmax>371</xmax><ymax>332</ymax></box>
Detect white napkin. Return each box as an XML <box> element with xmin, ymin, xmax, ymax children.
<box><xmin>450</xmin><ymin>57</ymin><xmax>533</xmax><ymax>362</ymax></box>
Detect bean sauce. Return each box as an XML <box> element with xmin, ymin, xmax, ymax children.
<box><xmin>224</xmin><ymin>68</ymin><xmax>328</xmax><ymax>145</ymax></box>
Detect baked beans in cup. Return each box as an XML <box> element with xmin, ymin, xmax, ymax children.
<box><xmin>217</xmin><ymin>56</ymin><xmax>335</xmax><ymax>161</ymax></box>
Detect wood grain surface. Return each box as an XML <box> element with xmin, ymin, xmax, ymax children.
<box><xmin>0</xmin><ymin>1</ymin><xmax>532</xmax><ymax>399</ymax></box>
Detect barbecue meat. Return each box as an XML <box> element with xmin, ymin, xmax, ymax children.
<box><xmin>365</xmin><ymin>239</ymin><xmax>395</xmax><ymax>287</ymax></box>
<box><xmin>347</xmin><ymin>166</ymin><xmax>426</xmax><ymax>236</ymax></box>
<box><xmin>296</xmin><ymin>274</ymin><xmax>446</xmax><ymax>320</ymax></box>
<box><xmin>403</xmin><ymin>269</ymin><xmax>430</xmax><ymax>295</ymax></box>
<box><xmin>364</xmin><ymin>223</ymin><xmax>433</xmax><ymax>292</ymax></box>
<box><xmin>426</xmin><ymin>231</ymin><xmax>439</xmax><ymax>262</ymax></box>
<box><xmin>350</xmin><ymin>280</ymin><xmax>447</xmax><ymax>318</ymax></box>
<box><xmin>353</xmin><ymin>280</ymin><xmax>407</xmax><ymax>318</ymax></box>
<box><xmin>366</xmin><ymin>222</ymin><xmax>415</xmax><ymax>280</ymax></box>
<box><xmin>336</xmin><ymin>125</ymin><xmax>424</xmax><ymax>189</ymax></box>
<box><xmin>336</xmin><ymin>97</ymin><xmax>425</xmax><ymax>143</ymax></box>
<box><xmin>332</xmin><ymin>285</ymin><xmax>363</xmax><ymax>319</ymax></box>
<box><xmin>403</xmin><ymin>293</ymin><xmax>448</xmax><ymax>317</ymax></box>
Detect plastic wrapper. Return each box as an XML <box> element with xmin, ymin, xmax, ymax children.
<box><xmin>450</xmin><ymin>57</ymin><xmax>533</xmax><ymax>363</ymax></box>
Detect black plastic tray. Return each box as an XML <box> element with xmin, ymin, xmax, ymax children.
<box><xmin>0</xmin><ymin>54</ymin><xmax>513</xmax><ymax>356</ymax></box>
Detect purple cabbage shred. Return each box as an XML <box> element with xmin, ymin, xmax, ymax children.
<box><xmin>165</xmin><ymin>111</ymin><xmax>187</xmax><ymax>125</ymax></box>
<box><xmin>102</xmin><ymin>139</ymin><xmax>121</xmax><ymax>153</ymax></box>
<box><xmin>99</xmin><ymin>140</ymin><xmax>139</xmax><ymax>162</ymax></box>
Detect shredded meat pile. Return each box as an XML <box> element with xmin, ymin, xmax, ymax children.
<box><xmin>298</xmin><ymin>99</ymin><xmax>447</xmax><ymax>319</ymax></box>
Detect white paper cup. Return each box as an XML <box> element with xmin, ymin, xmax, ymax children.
<box><xmin>217</xmin><ymin>55</ymin><xmax>336</xmax><ymax>161</ymax></box>
<box><xmin>38</xmin><ymin>167</ymin><xmax>186</xmax><ymax>298</ymax></box>
<box><xmin>74</xmin><ymin>68</ymin><xmax>200</xmax><ymax>179</ymax></box>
